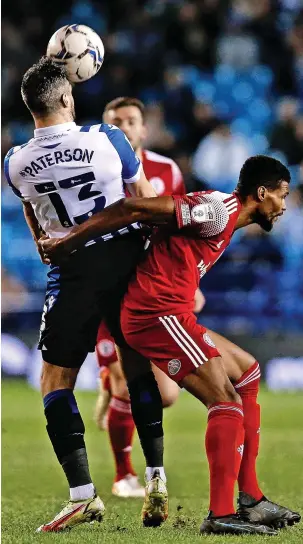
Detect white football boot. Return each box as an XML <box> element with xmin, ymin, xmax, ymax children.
<box><xmin>112</xmin><ymin>474</ymin><xmax>145</xmax><ymax>498</ymax></box>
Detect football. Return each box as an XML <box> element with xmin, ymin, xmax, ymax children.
<box><xmin>46</xmin><ymin>24</ymin><xmax>104</xmax><ymax>83</ymax></box>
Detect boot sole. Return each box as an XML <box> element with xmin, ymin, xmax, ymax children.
<box><xmin>142</xmin><ymin>495</ymin><xmax>168</xmax><ymax>527</ymax></box>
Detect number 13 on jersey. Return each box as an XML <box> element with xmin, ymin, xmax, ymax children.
<box><xmin>35</xmin><ymin>171</ymin><xmax>105</xmax><ymax>227</ymax></box>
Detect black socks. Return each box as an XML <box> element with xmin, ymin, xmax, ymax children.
<box><xmin>43</xmin><ymin>389</ymin><xmax>92</xmax><ymax>488</ymax></box>
<box><xmin>128</xmin><ymin>371</ymin><xmax>164</xmax><ymax>467</ymax></box>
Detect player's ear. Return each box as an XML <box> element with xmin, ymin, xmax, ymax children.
<box><xmin>257</xmin><ymin>186</ymin><xmax>266</xmax><ymax>202</ymax></box>
<box><xmin>61</xmin><ymin>93</ymin><xmax>69</xmax><ymax>108</ymax></box>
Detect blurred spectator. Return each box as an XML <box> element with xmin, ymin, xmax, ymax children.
<box><xmin>1</xmin><ymin>269</ymin><xmax>29</xmax><ymax>315</ymax></box>
<box><xmin>269</xmin><ymin>97</ymin><xmax>303</xmax><ymax>165</ymax></box>
<box><xmin>240</xmin><ymin>0</ymin><xmax>296</xmax><ymax>94</ymax></box>
<box><xmin>172</xmin><ymin>151</ymin><xmax>207</xmax><ymax>193</ymax></box>
<box><xmin>165</xmin><ymin>1</ymin><xmax>222</xmax><ymax>69</ymax></box>
<box><xmin>162</xmin><ymin>67</ymin><xmax>194</xmax><ymax>138</ymax></box>
<box><xmin>287</xmin><ymin>10</ymin><xmax>303</xmax><ymax>95</ymax></box>
<box><xmin>144</xmin><ymin>103</ymin><xmax>175</xmax><ymax>153</ymax></box>
<box><xmin>236</xmin><ymin>224</ymin><xmax>284</xmax><ymax>268</ymax></box>
<box><xmin>273</xmin><ymin>184</ymin><xmax>303</xmax><ymax>265</ymax></box>
<box><xmin>192</xmin><ymin>121</ymin><xmax>251</xmax><ymax>190</ymax></box>
<box><xmin>186</xmin><ymin>101</ymin><xmax>219</xmax><ymax>153</ymax></box>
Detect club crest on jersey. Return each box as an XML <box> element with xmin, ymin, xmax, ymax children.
<box><xmin>150</xmin><ymin>177</ymin><xmax>165</xmax><ymax>195</ymax></box>
<box><xmin>168</xmin><ymin>359</ymin><xmax>181</xmax><ymax>376</ymax></box>
<box><xmin>191</xmin><ymin>203</ymin><xmax>215</xmax><ymax>223</ymax></box>
<box><xmin>203</xmin><ymin>332</ymin><xmax>216</xmax><ymax>348</ymax></box>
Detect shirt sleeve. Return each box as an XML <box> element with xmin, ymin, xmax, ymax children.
<box><xmin>4</xmin><ymin>148</ymin><xmax>24</xmax><ymax>199</ymax></box>
<box><xmin>172</xmin><ymin>193</ymin><xmax>229</xmax><ymax>238</ymax></box>
<box><xmin>100</xmin><ymin>124</ymin><xmax>141</xmax><ymax>183</ymax></box>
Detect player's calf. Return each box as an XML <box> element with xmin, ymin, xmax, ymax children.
<box><xmin>44</xmin><ymin>388</ymin><xmax>94</xmax><ymax>495</ymax></box>
<box><xmin>40</xmin><ymin>360</ymin><xmax>102</xmax><ymax>530</ymax></box>
<box><xmin>182</xmin><ymin>358</ymin><xmax>244</xmax><ymax>520</ymax></box>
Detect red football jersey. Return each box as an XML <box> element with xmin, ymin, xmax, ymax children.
<box><xmin>142</xmin><ymin>150</ymin><xmax>185</xmax><ymax>195</ymax></box>
<box><xmin>122</xmin><ymin>191</ymin><xmax>242</xmax><ymax>316</ymax></box>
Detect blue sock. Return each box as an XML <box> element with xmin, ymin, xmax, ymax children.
<box><xmin>43</xmin><ymin>388</ymin><xmax>92</xmax><ymax>488</ymax></box>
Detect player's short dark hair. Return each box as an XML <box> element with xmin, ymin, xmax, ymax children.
<box><xmin>103</xmin><ymin>97</ymin><xmax>145</xmax><ymax>121</ymax></box>
<box><xmin>236</xmin><ymin>155</ymin><xmax>291</xmax><ymax>198</ymax></box>
<box><xmin>21</xmin><ymin>56</ymin><xmax>71</xmax><ymax>115</ymax></box>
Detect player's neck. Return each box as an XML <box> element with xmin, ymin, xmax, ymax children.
<box><xmin>135</xmin><ymin>147</ymin><xmax>143</xmax><ymax>161</ymax></box>
<box><xmin>234</xmin><ymin>198</ymin><xmax>258</xmax><ymax>230</ymax></box>
<box><xmin>34</xmin><ymin>112</ymin><xmax>74</xmax><ymax>130</ymax></box>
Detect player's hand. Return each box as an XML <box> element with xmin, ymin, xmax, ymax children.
<box><xmin>36</xmin><ymin>235</ymin><xmax>51</xmax><ymax>265</ymax></box>
<box><xmin>38</xmin><ymin>235</ymin><xmax>67</xmax><ymax>264</ymax></box>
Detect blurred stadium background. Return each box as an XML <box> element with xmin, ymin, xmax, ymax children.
<box><xmin>2</xmin><ymin>0</ymin><xmax>303</xmax><ymax>389</ymax></box>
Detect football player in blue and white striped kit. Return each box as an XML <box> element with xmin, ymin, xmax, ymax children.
<box><xmin>4</xmin><ymin>57</ymin><xmax>156</xmax><ymax>533</ymax></box>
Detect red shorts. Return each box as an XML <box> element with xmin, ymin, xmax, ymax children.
<box><xmin>96</xmin><ymin>321</ymin><xmax>117</xmax><ymax>369</ymax></box>
<box><xmin>121</xmin><ymin>310</ymin><xmax>221</xmax><ymax>383</ymax></box>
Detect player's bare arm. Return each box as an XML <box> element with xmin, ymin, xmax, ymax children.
<box><xmin>39</xmin><ymin>192</ymin><xmax>232</xmax><ymax>262</ymax></box>
<box><xmin>23</xmin><ymin>201</ymin><xmax>50</xmax><ymax>264</ymax></box>
<box><xmin>127</xmin><ymin>167</ymin><xmax>157</xmax><ymax>198</ymax></box>
<box><xmin>39</xmin><ymin>196</ymin><xmax>176</xmax><ymax>260</ymax></box>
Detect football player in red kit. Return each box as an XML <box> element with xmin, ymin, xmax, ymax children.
<box><xmin>40</xmin><ymin>156</ymin><xmax>300</xmax><ymax>535</ymax></box>
<box><xmin>95</xmin><ymin>97</ymin><xmax>204</xmax><ymax>497</ymax></box>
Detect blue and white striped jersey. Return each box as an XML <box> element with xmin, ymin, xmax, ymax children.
<box><xmin>4</xmin><ymin>122</ymin><xmax>142</xmax><ymax>240</ymax></box>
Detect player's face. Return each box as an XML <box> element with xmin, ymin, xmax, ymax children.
<box><xmin>256</xmin><ymin>180</ymin><xmax>289</xmax><ymax>232</ymax></box>
<box><xmin>104</xmin><ymin>106</ymin><xmax>146</xmax><ymax>151</ymax></box>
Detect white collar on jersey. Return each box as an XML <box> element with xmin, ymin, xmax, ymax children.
<box><xmin>34</xmin><ymin>122</ymin><xmax>77</xmax><ymax>137</ymax></box>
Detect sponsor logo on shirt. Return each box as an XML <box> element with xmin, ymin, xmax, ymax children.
<box><xmin>197</xmin><ymin>259</ymin><xmax>210</xmax><ymax>278</ymax></box>
<box><xmin>191</xmin><ymin>203</ymin><xmax>215</xmax><ymax>223</ymax></box>
<box><xmin>35</xmin><ymin>133</ymin><xmax>67</xmax><ymax>142</ymax></box>
<box><xmin>168</xmin><ymin>359</ymin><xmax>181</xmax><ymax>376</ymax></box>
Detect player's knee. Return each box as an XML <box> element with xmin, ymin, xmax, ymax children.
<box><xmin>204</xmin><ymin>379</ymin><xmax>241</xmax><ymax>407</ymax></box>
<box><xmin>159</xmin><ymin>383</ymin><xmax>179</xmax><ymax>408</ymax></box>
<box><xmin>224</xmin><ymin>386</ymin><xmax>242</xmax><ymax>405</ymax></box>
<box><xmin>108</xmin><ymin>361</ymin><xmax>130</xmax><ymax>400</ymax></box>
<box><xmin>153</xmin><ymin>366</ymin><xmax>179</xmax><ymax>408</ymax></box>
<box><xmin>40</xmin><ymin>361</ymin><xmax>78</xmax><ymax>397</ymax></box>
<box><xmin>161</xmin><ymin>391</ymin><xmax>178</xmax><ymax>408</ymax></box>
<box><xmin>235</xmin><ymin>350</ymin><xmax>257</xmax><ymax>376</ymax></box>
<box><xmin>111</xmin><ymin>375</ymin><xmax>130</xmax><ymax>401</ymax></box>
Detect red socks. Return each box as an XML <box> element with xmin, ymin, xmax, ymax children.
<box><xmin>235</xmin><ymin>361</ymin><xmax>263</xmax><ymax>501</ymax></box>
<box><xmin>107</xmin><ymin>396</ymin><xmax>136</xmax><ymax>482</ymax></box>
<box><xmin>206</xmin><ymin>402</ymin><xmax>245</xmax><ymax>516</ymax></box>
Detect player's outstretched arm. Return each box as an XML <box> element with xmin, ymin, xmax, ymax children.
<box><xmin>39</xmin><ymin>196</ymin><xmax>175</xmax><ymax>261</ymax></box>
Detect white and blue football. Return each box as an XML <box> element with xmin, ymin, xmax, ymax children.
<box><xmin>46</xmin><ymin>24</ymin><xmax>104</xmax><ymax>83</ymax></box>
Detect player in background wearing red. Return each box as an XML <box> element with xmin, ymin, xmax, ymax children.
<box><xmin>40</xmin><ymin>156</ymin><xmax>300</xmax><ymax>535</ymax></box>
<box><xmin>95</xmin><ymin>97</ymin><xmax>205</xmax><ymax>498</ymax></box>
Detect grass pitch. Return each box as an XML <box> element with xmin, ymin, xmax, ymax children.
<box><xmin>2</xmin><ymin>380</ymin><xmax>303</xmax><ymax>543</ymax></box>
